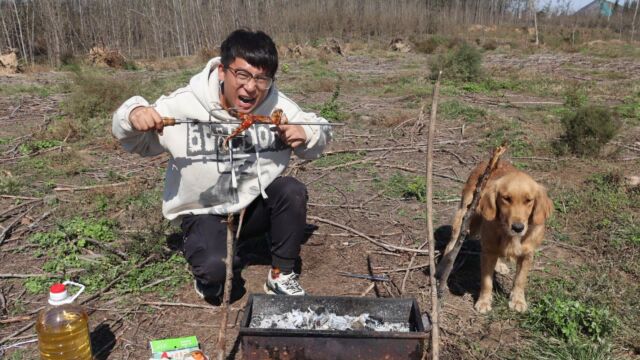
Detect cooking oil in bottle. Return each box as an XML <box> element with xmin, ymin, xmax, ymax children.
<box><xmin>36</xmin><ymin>282</ymin><xmax>93</xmax><ymax>360</ymax></box>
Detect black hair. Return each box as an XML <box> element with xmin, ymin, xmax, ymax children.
<box><xmin>220</xmin><ymin>29</ymin><xmax>278</xmax><ymax>78</ymax></box>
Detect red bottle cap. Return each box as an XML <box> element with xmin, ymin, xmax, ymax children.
<box><xmin>48</xmin><ymin>283</ymin><xmax>70</xmax><ymax>305</ymax></box>
<box><xmin>50</xmin><ymin>283</ymin><xmax>66</xmax><ymax>293</ymax></box>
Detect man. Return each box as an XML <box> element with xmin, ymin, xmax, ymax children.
<box><xmin>112</xmin><ymin>29</ymin><xmax>331</xmax><ymax>303</ymax></box>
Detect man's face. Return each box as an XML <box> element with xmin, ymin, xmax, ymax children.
<box><xmin>218</xmin><ymin>58</ymin><xmax>271</xmax><ymax>113</ymax></box>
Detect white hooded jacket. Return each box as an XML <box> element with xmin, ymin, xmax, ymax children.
<box><xmin>112</xmin><ymin>57</ymin><xmax>331</xmax><ymax>220</ymax></box>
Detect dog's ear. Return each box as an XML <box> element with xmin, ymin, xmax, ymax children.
<box><xmin>477</xmin><ymin>182</ymin><xmax>497</xmax><ymax>221</ymax></box>
<box><xmin>532</xmin><ymin>185</ymin><xmax>553</xmax><ymax>225</ymax></box>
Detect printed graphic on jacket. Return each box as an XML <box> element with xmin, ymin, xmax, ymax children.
<box><xmin>186</xmin><ymin>123</ymin><xmax>288</xmax><ymax>157</ymax></box>
<box><xmin>172</xmin><ymin>123</ymin><xmax>288</xmax><ymax>206</ymax></box>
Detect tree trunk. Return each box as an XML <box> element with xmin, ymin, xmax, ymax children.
<box><xmin>529</xmin><ymin>0</ymin><xmax>539</xmax><ymax>46</ymax></box>
<box><xmin>632</xmin><ymin>0</ymin><xmax>639</xmax><ymax>40</ymax></box>
<box><xmin>0</xmin><ymin>4</ymin><xmax>14</xmax><ymax>51</ymax></box>
<box><xmin>11</xmin><ymin>0</ymin><xmax>28</xmax><ymax>63</ymax></box>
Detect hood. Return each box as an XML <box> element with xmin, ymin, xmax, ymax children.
<box><xmin>188</xmin><ymin>57</ymin><xmax>228</xmax><ymax>120</ymax></box>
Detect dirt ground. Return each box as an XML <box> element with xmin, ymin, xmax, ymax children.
<box><xmin>1</xmin><ymin>42</ymin><xmax>639</xmax><ymax>359</ymax></box>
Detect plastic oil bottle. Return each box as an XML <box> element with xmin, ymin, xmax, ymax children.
<box><xmin>36</xmin><ymin>281</ymin><xmax>93</xmax><ymax>360</ymax></box>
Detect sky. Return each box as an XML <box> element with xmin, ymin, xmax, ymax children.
<box><xmin>544</xmin><ymin>0</ymin><xmax>594</xmax><ymax>11</ymax></box>
<box><xmin>568</xmin><ymin>0</ymin><xmax>594</xmax><ymax>10</ymax></box>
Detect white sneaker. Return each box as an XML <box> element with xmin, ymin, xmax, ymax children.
<box><xmin>263</xmin><ymin>268</ymin><xmax>306</xmax><ymax>296</ymax></box>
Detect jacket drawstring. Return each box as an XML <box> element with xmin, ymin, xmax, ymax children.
<box><xmin>229</xmin><ymin>143</ymin><xmax>238</xmax><ymax>190</ymax></box>
<box><xmin>250</xmin><ymin>129</ymin><xmax>269</xmax><ymax>199</ymax></box>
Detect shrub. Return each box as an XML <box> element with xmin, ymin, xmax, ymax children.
<box><xmin>63</xmin><ymin>70</ymin><xmax>136</xmax><ymax>121</ymax></box>
<box><xmin>413</xmin><ymin>37</ymin><xmax>444</xmax><ymax>54</ymax></box>
<box><xmin>563</xmin><ymin>84</ymin><xmax>589</xmax><ymax>109</ymax></box>
<box><xmin>481</xmin><ymin>39</ymin><xmax>498</xmax><ymax>51</ymax></box>
<box><xmin>122</xmin><ymin>60</ymin><xmax>139</xmax><ymax>71</ymax></box>
<box><xmin>559</xmin><ymin>105</ymin><xmax>620</xmax><ymax>156</ymax></box>
<box><xmin>429</xmin><ymin>42</ymin><xmax>482</xmax><ymax>82</ymax></box>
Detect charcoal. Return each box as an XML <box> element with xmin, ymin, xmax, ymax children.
<box><xmin>249</xmin><ymin>307</ymin><xmax>409</xmax><ymax>332</ymax></box>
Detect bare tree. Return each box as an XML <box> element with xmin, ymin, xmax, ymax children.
<box><xmin>0</xmin><ymin>4</ymin><xmax>14</xmax><ymax>51</ymax></box>
<box><xmin>529</xmin><ymin>0</ymin><xmax>540</xmax><ymax>45</ymax></box>
<box><xmin>11</xmin><ymin>0</ymin><xmax>28</xmax><ymax>62</ymax></box>
<box><xmin>1</xmin><ymin>0</ymin><xmax>635</xmax><ymax>65</ymax></box>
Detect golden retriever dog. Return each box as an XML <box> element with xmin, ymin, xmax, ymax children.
<box><xmin>443</xmin><ymin>160</ymin><xmax>553</xmax><ymax>313</ymax></box>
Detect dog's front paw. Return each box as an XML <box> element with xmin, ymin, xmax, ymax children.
<box><xmin>509</xmin><ymin>294</ymin><xmax>528</xmax><ymax>312</ymax></box>
<box><xmin>474</xmin><ymin>298</ymin><xmax>493</xmax><ymax>314</ymax></box>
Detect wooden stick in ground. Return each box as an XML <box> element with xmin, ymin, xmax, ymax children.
<box><xmin>436</xmin><ymin>145</ymin><xmax>507</xmax><ymax>297</ymax></box>
<box><xmin>424</xmin><ymin>71</ymin><xmax>442</xmax><ymax>360</ymax></box>
<box><xmin>215</xmin><ymin>209</ymin><xmax>244</xmax><ymax>360</ymax></box>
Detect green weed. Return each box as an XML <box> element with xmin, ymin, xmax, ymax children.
<box><xmin>439</xmin><ymin>100</ymin><xmax>486</xmax><ymax>123</ymax></box>
<box><xmin>25</xmin><ymin>216</ymin><xmax>188</xmax><ymax>296</ymax></box>
<box><xmin>0</xmin><ymin>177</ymin><xmax>23</xmax><ymax>195</ymax></box>
<box><xmin>27</xmin><ymin>217</ymin><xmax>118</xmax><ymax>293</ymax></box>
<box><xmin>525</xmin><ymin>295</ymin><xmax>616</xmax><ymax>343</ymax></box>
<box><xmin>18</xmin><ymin>139</ymin><xmax>61</xmax><ymax>155</ymax></box>
<box><xmin>319</xmin><ymin>84</ymin><xmax>346</xmax><ymax>122</ymax></box>
<box><xmin>383</xmin><ymin>172</ymin><xmax>426</xmax><ymax>202</ymax></box>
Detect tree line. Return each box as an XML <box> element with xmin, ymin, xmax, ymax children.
<box><xmin>0</xmin><ymin>0</ymin><xmax>638</xmax><ymax>66</ymax></box>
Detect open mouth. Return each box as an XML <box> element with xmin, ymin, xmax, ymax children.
<box><xmin>238</xmin><ymin>95</ymin><xmax>256</xmax><ymax>106</ymax></box>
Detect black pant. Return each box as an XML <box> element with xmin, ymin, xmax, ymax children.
<box><xmin>181</xmin><ymin>176</ymin><xmax>308</xmax><ymax>286</ymax></box>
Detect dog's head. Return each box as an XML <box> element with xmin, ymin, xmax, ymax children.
<box><xmin>477</xmin><ymin>171</ymin><xmax>553</xmax><ymax>237</ymax></box>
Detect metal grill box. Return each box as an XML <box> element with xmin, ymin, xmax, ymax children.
<box><xmin>240</xmin><ymin>294</ymin><xmax>429</xmax><ymax>360</ymax></box>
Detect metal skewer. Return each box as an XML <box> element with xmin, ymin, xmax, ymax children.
<box><xmin>162</xmin><ymin>117</ymin><xmax>344</xmax><ymax>127</ymax></box>
<box><xmin>336</xmin><ymin>271</ymin><xmax>390</xmax><ymax>282</ymax></box>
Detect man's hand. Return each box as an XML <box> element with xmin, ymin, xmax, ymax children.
<box><xmin>276</xmin><ymin>124</ymin><xmax>306</xmax><ymax>148</ymax></box>
<box><xmin>129</xmin><ymin>106</ymin><xmax>164</xmax><ymax>134</ymax></box>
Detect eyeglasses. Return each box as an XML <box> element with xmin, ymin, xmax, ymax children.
<box><xmin>225</xmin><ymin>66</ymin><xmax>274</xmax><ymax>90</ymax></box>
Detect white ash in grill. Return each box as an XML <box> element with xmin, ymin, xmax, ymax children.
<box><xmin>249</xmin><ymin>306</ymin><xmax>410</xmax><ymax>332</ymax></box>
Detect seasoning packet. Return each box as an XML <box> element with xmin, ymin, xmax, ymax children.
<box><xmin>149</xmin><ymin>336</ymin><xmax>208</xmax><ymax>359</ymax></box>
